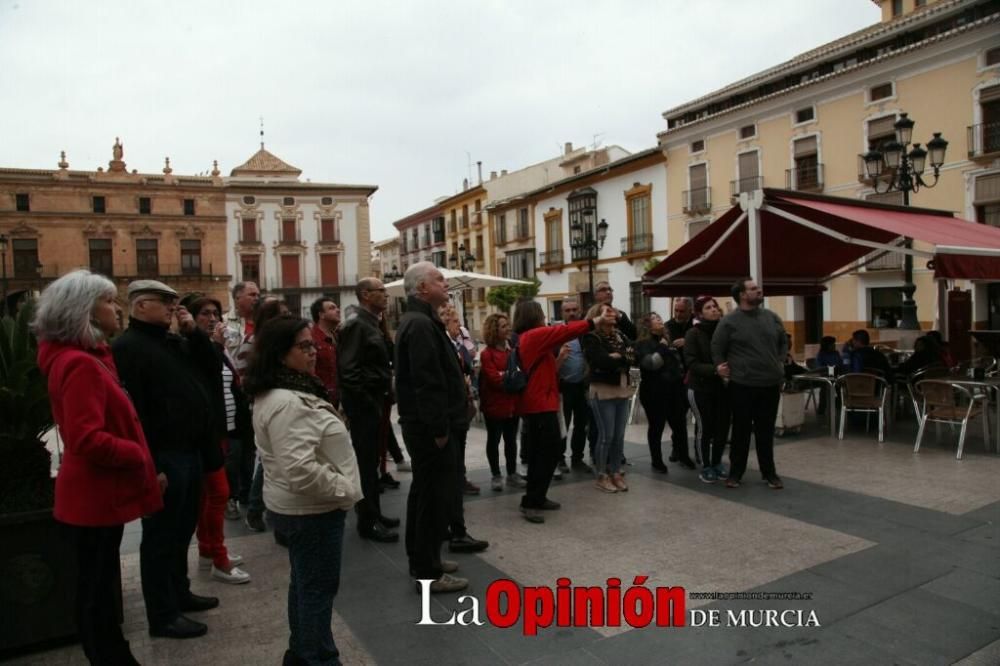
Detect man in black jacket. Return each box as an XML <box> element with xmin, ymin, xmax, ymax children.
<box><xmin>112</xmin><ymin>280</ymin><xmax>222</xmax><ymax>640</ymax></box>
<box><xmin>338</xmin><ymin>277</ymin><xmax>398</xmax><ymax>543</ymax></box>
<box><xmin>665</xmin><ymin>297</ymin><xmax>696</xmax><ymax>468</ymax></box>
<box><xmin>395</xmin><ymin>262</ymin><xmax>479</xmax><ymax>593</ymax></box>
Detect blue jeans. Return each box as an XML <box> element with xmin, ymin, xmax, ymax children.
<box><xmin>270</xmin><ymin>510</ymin><xmax>346</xmax><ymax>666</ymax></box>
<box><xmin>590</xmin><ymin>397</ymin><xmax>629</xmax><ymax>475</ymax></box>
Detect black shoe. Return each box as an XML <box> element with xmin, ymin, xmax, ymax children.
<box><xmin>448</xmin><ymin>533</ymin><xmax>489</xmax><ymax>553</ymax></box>
<box><xmin>540</xmin><ymin>499</ymin><xmax>561</xmax><ymax>510</ymax></box>
<box><xmin>378</xmin><ymin>514</ymin><xmax>401</xmax><ymax>528</ymax></box>
<box><xmin>651</xmin><ymin>461</ymin><xmax>668</xmax><ymax>474</ymax></box>
<box><xmin>359</xmin><ymin>522</ymin><xmax>399</xmax><ymax>543</ymax></box>
<box><xmin>283</xmin><ymin>649</ymin><xmax>308</xmax><ymax>666</ymax></box>
<box><xmin>766</xmin><ymin>475</ymin><xmax>784</xmax><ymax>490</ymax></box>
<box><xmin>274</xmin><ymin>530</ymin><xmax>289</xmax><ymax>548</ymax></box>
<box><xmin>570</xmin><ymin>459</ymin><xmax>592</xmax><ymax>473</ymax></box>
<box><xmin>149</xmin><ymin>615</ymin><xmax>207</xmax><ymax>639</ymax></box>
<box><xmin>668</xmin><ymin>455</ymin><xmax>679</xmax><ymax>463</ymax></box>
<box><xmin>178</xmin><ymin>593</ymin><xmax>219</xmax><ymax>613</ymax></box>
<box><xmin>244</xmin><ymin>511</ymin><xmax>266</xmax><ymax>532</ymax></box>
<box><xmin>379</xmin><ymin>472</ymin><xmax>401</xmax><ymax>489</ymax></box>
<box><xmin>677</xmin><ymin>458</ymin><xmax>696</xmax><ymax>470</ymax></box>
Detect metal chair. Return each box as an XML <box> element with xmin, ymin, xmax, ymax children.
<box><xmin>913</xmin><ymin>380</ymin><xmax>991</xmax><ymax>460</ymax></box>
<box><xmin>836</xmin><ymin>373</ymin><xmax>889</xmax><ymax>442</ymax></box>
<box><xmin>902</xmin><ymin>363</ymin><xmax>950</xmax><ymax>418</ymax></box>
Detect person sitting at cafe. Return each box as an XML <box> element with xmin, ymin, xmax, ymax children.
<box><xmin>849</xmin><ymin>329</ymin><xmax>893</xmax><ymax>382</ymax></box>
<box><xmin>783</xmin><ymin>334</ymin><xmax>809</xmax><ymax>382</ymax></box>
<box><xmin>814</xmin><ymin>336</ymin><xmax>841</xmax><ymax>416</ymax></box>
<box><xmin>897</xmin><ymin>334</ymin><xmax>944</xmax><ymax>378</ymax></box>
<box><xmin>925</xmin><ymin>330</ymin><xmax>956</xmax><ymax>369</ymax></box>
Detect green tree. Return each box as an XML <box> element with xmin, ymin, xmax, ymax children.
<box><xmin>486</xmin><ymin>278</ymin><xmax>541</xmax><ymax>314</ymax></box>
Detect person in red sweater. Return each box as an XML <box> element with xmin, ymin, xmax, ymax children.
<box><xmin>35</xmin><ymin>269</ymin><xmax>163</xmax><ymax>665</ymax></box>
<box><xmin>512</xmin><ymin>300</ymin><xmax>615</xmax><ymax>523</ymax></box>
<box><xmin>478</xmin><ymin>313</ymin><xmax>525</xmax><ymax>491</ymax></box>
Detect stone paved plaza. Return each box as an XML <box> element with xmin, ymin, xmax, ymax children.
<box><xmin>11</xmin><ymin>406</ymin><xmax>1000</xmax><ymax>665</ymax></box>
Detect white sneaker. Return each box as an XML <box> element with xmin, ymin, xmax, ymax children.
<box><xmin>491</xmin><ymin>476</ymin><xmax>503</xmax><ymax>492</ymax></box>
<box><xmin>505</xmin><ymin>473</ymin><xmax>527</xmax><ymax>489</ymax></box>
<box><xmin>552</xmin><ymin>468</ymin><xmax>563</xmax><ymax>481</ymax></box>
<box><xmin>211</xmin><ymin>565</ymin><xmax>251</xmax><ymax>584</ymax></box>
<box><xmin>199</xmin><ymin>553</ymin><xmax>243</xmax><ymax>571</ymax></box>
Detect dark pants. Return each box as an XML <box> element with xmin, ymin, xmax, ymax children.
<box><xmin>402</xmin><ymin>424</ymin><xmax>456</xmax><ymax>580</ymax></box>
<box><xmin>342</xmin><ymin>393</ymin><xmax>383</xmax><ymax>530</ymax></box>
<box><xmin>271</xmin><ymin>510</ymin><xmax>346</xmax><ymax>666</ymax></box>
<box><xmin>449</xmin><ymin>427</ymin><xmax>469</xmax><ymax>538</ymax></box>
<box><xmin>62</xmin><ymin>523</ymin><xmax>131</xmax><ymax>665</ymax></box>
<box><xmin>141</xmin><ymin>450</ymin><xmax>202</xmax><ymax>629</ymax></box>
<box><xmin>520</xmin><ymin>412</ymin><xmax>561</xmax><ymax>509</ymax></box>
<box><xmin>728</xmin><ymin>382</ymin><xmax>780</xmax><ymax>481</ymax></box>
<box><xmin>225</xmin><ymin>433</ymin><xmax>255</xmax><ymax>505</ymax></box>
<box><xmin>485</xmin><ymin>415</ymin><xmax>518</xmax><ymax>476</ymax></box>
<box><xmin>639</xmin><ymin>389</ymin><xmax>667</xmax><ymax>466</ymax></box>
<box><xmin>664</xmin><ymin>381</ymin><xmax>692</xmax><ymax>463</ymax></box>
<box><xmin>559</xmin><ymin>382</ymin><xmax>589</xmax><ymax>462</ymax></box>
<box><xmin>247</xmin><ymin>458</ymin><xmax>265</xmax><ymax>515</ymax></box>
<box><xmin>692</xmin><ymin>389</ymin><xmax>731</xmax><ymax>468</ymax></box>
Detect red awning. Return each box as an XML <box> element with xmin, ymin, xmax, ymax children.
<box><xmin>644</xmin><ymin>189</ymin><xmax>1000</xmax><ymax>297</ymax></box>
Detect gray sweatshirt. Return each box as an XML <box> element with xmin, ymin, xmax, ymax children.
<box><xmin>711</xmin><ymin>307</ymin><xmax>788</xmax><ymax>387</ymax></box>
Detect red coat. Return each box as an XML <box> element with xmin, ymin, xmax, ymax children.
<box><xmin>38</xmin><ymin>341</ymin><xmax>163</xmax><ymax>527</ymax></box>
<box><xmin>312</xmin><ymin>324</ymin><xmax>339</xmax><ymax>405</ymax></box>
<box><xmin>478</xmin><ymin>346</ymin><xmax>517</xmax><ymax>419</ymax></box>
<box><xmin>516</xmin><ymin>319</ymin><xmax>593</xmax><ymax>415</ymax></box>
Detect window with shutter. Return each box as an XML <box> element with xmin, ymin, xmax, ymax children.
<box><xmin>241</xmin><ymin>217</ymin><xmax>257</xmax><ymax>243</ymax></box>
<box><xmin>282</xmin><ymin>218</ymin><xmax>297</xmax><ymax>243</ymax></box>
<box><xmin>281</xmin><ymin>255</ymin><xmax>300</xmax><ymax>288</ymax></box>
<box><xmin>320</xmin><ymin>254</ymin><xmax>339</xmax><ymax>286</ymax></box>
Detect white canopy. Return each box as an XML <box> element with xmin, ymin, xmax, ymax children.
<box><xmin>384</xmin><ymin>268</ymin><xmax>531</xmax><ymax>297</ymax></box>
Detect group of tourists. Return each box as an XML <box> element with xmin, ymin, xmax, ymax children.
<box><xmin>34</xmin><ymin>263</ymin><xmax>792</xmax><ymax>665</ymax></box>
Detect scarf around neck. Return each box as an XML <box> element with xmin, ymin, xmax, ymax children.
<box><xmin>274</xmin><ymin>366</ymin><xmax>330</xmax><ymax>402</ymax></box>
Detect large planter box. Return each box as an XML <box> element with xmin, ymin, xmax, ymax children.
<box><xmin>0</xmin><ymin>508</ymin><xmax>123</xmax><ymax>656</ymax></box>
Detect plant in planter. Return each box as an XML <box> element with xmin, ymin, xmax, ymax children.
<box><xmin>0</xmin><ymin>302</ymin><xmax>54</xmax><ymax>514</ymax></box>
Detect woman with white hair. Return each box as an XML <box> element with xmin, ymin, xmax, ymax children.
<box><xmin>34</xmin><ymin>269</ymin><xmax>163</xmax><ymax>665</ymax></box>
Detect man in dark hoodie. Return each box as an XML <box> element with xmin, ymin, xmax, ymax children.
<box><xmin>711</xmin><ymin>278</ymin><xmax>787</xmax><ymax>490</ymax></box>
<box><xmin>112</xmin><ymin>280</ymin><xmax>222</xmax><ymax>639</ymax></box>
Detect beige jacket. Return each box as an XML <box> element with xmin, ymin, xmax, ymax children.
<box><xmin>253</xmin><ymin>388</ymin><xmax>362</xmax><ymax>515</ymax></box>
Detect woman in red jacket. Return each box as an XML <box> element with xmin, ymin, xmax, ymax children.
<box><xmin>512</xmin><ymin>300</ymin><xmax>615</xmax><ymax>523</ymax></box>
<box><xmin>478</xmin><ymin>313</ymin><xmax>525</xmax><ymax>491</ymax></box>
<box><xmin>35</xmin><ymin>269</ymin><xmax>163</xmax><ymax>666</ymax></box>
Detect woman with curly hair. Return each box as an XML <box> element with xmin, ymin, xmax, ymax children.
<box><xmin>478</xmin><ymin>313</ymin><xmax>524</xmax><ymax>491</ymax></box>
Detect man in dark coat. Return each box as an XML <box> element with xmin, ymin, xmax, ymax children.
<box><xmin>338</xmin><ymin>278</ymin><xmax>398</xmax><ymax>542</ymax></box>
<box><xmin>112</xmin><ymin>280</ymin><xmax>222</xmax><ymax>640</ymax></box>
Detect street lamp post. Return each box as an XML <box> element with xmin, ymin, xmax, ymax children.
<box><xmin>0</xmin><ymin>233</ymin><xmax>8</xmax><ymax>317</ymax></box>
<box><xmin>569</xmin><ymin>215</ymin><xmax>609</xmax><ymax>299</ymax></box>
<box><xmin>449</xmin><ymin>244</ymin><xmax>478</xmax><ymax>328</ymax></box>
<box><xmin>862</xmin><ymin>112</ymin><xmax>948</xmax><ymax>330</ymax></box>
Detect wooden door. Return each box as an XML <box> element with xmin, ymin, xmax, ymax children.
<box><xmin>947</xmin><ymin>288</ymin><xmax>972</xmax><ymax>362</ymax></box>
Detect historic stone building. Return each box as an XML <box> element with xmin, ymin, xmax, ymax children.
<box><xmin>224</xmin><ymin>145</ymin><xmax>378</xmax><ymax>315</ymax></box>
<box><xmin>0</xmin><ymin>139</ymin><xmax>230</xmax><ymax>310</ymax></box>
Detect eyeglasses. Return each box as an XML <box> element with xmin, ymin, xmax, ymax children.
<box><xmin>293</xmin><ymin>340</ymin><xmax>318</xmax><ymax>353</ymax></box>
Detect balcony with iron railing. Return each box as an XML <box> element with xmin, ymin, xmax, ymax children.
<box><xmin>460</xmin><ymin>215</ymin><xmax>468</xmax><ymax>230</ymax></box>
<box><xmin>968</xmin><ymin>121</ymin><xmax>1000</xmax><ymax>160</ymax></box>
<box><xmin>265</xmin><ymin>272</ymin><xmax>361</xmax><ymax>292</ymax></box>
<box><xmin>730</xmin><ymin>176</ymin><xmax>763</xmax><ymax>201</ymax></box>
<box><xmin>785</xmin><ymin>163</ymin><xmax>824</xmax><ymax>192</ymax></box>
<box><xmin>539</xmin><ymin>248</ymin><xmax>564</xmax><ymax>268</ymax></box>
<box><xmin>513</xmin><ymin>224</ymin><xmax>531</xmax><ymax>241</ymax></box>
<box><xmin>620</xmin><ymin>233</ymin><xmax>653</xmax><ymax>256</ymax></box>
<box><xmin>494</xmin><ymin>228</ymin><xmax>508</xmax><ymax>247</ymax></box>
<box><xmin>682</xmin><ymin>187</ymin><xmax>711</xmax><ymax>214</ymax></box>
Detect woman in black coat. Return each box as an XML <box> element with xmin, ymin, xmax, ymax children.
<box><xmin>634</xmin><ymin>313</ymin><xmax>688</xmax><ymax>473</ymax></box>
<box><xmin>683</xmin><ymin>296</ymin><xmax>730</xmax><ymax>484</ymax></box>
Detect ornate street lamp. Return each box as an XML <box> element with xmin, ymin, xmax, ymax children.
<box><xmin>449</xmin><ymin>243</ymin><xmax>477</xmax><ymax>272</ymax></box>
<box><xmin>862</xmin><ymin>112</ymin><xmax>948</xmax><ymax>330</ymax></box>
<box><xmin>569</xmin><ymin>212</ymin><xmax>608</xmax><ymax>298</ymax></box>
<box><xmin>384</xmin><ymin>263</ymin><xmax>402</xmax><ymax>281</ymax></box>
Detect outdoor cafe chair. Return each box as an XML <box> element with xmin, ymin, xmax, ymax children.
<box><xmin>902</xmin><ymin>363</ymin><xmax>950</xmax><ymax>418</ymax></box>
<box><xmin>836</xmin><ymin>372</ymin><xmax>890</xmax><ymax>442</ymax></box>
<box><xmin>913</xmin><ymin>379</ymin><xmax>991</xmax><ymax>460</ymax></box>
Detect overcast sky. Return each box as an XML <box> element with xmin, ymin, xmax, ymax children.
<box><xmin>1</xmin><ymin>1</ymin><xmax>880</xmax><ymax>240</ymax></box>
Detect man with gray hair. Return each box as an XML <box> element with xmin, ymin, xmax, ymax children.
<box><xmin>113</xmin><ymin>280</ymin><xmax>223</xmax><ymax>639</ymax></box>
<box><xmin>395</xmin><ymin>262</ymin><xmax>475</xmax><ymax>593</ymax></box>
<box><xmin>338</xmin><ymin>277</ymin><xmax>398</xmax><ymax>542</ymax></box>
<box><xmin>223</xmin><ymin>281</ymin><xmax>259</xmax><ymax>358</ymax></box>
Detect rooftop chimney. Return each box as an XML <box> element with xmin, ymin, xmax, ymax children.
<box><xmin>490</xmin><ymin>170</ymin><xmax>497</xmax><ymax>180</ymax></box>
<box><xmin>564</xmin><ymin>142</ymin><xmax>573</xmax><ymax>155</ymax></box>
<box><xmin>463</xmin><ymin>177</ymin><xmax>469</xmax><ymax>190</ymax></box>
<box><xmin>501</xmin><ymin>169</ymin><xmax>508</xmax><ymax>176</ymax></box>
<box><xmin>477</xmin><ymin>161</ymin><xmax>483</xmax><ymax>185</ymax></box>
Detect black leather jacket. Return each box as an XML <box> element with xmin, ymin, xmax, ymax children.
<box><xmin>337</xmin><ymin>307</ymin><xmax>392</xmax><ymax>406</ymax></box>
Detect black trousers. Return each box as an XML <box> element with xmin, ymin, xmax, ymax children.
<box><xmin>728</xmin><ymin>382</ymin><xmax>780</xmax><ymax>481</ymax></box>
<box><xmin>520</xmin><ymin>412</ymin><xmax>561</xmax><ymax>509</ymax></box>
<box><xmin>402</xmin><ymin>424</ymin><xmax>457</xmax><ymax>580</ymax></box>
<box><xmin>224</xmin><ymin>432</ymin><xmax>255</xmax><ymax>505</ymax></box>
<box><xmin>485</xmin><ymin>415</ymin><xmax>518</xmax><ymax>476</ymax></box>
<box><xmin>692</xmin><ymin>389</ymin><xmax>731</xmax><ymax>468</ymax></box>
<box><xmin>559</xmin><ymin>382</ymin><xmax>589</xmax><ymax>462</ymax></box>
<box><xmin>664</xmin><ymin>381</ymin><xmax>692</xmax><ymax>462</ymax></box>
<box><xmin>141</xmin><ymin>449</ymin><xmax>202</xmax><ymax>628</ymax></box>
<box><xmin>342</xmin><ymin>392</ymin><xmax>383</xmax><ymax>529</ymax></box>
<box><xmin>449</xmin><ymin>427</ymin><xmax>469</xmax><ymax>538</ymax></box>
<box><xmin>639</xmin><ymin>389</ymin><xmax>667</xmax><ymax>466</ymax></box>
<box><xmin>62</xmin><ymin>523</ymin><xmax>130</xmax><ymax>665</ymax></box>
